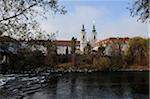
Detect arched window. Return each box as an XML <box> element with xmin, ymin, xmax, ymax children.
<box><xmin>83</xmin><ymin>35</ymin><xmax>85</xmax><ymax>39</ymax></box>
<box><xmin>94</xmin><ymin>36</ymin><xmax>96</xmax><ymax>40</ymax></box>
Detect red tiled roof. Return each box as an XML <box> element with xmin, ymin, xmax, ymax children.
<box><xmin>0</xmin><ymin>36</ymin><xmax>80</xmax><ymax>47</ymax></box>
<box><xmin>54</xmin><ymin>40</ymin><xmax>80</xmax><ymax>46</ymax></box>
<box><xmin>94</xmin><ymin>37</ymin><xmax>129</xmax><ymax>47</ymax></box>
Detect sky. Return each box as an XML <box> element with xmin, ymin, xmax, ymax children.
<box><xmin>40</xmin><ymin>0</ymin><xmax>148</xmax><ymax>41</ymax></box>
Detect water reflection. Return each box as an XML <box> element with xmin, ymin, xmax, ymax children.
<box><xmin>29</xmin><ymin>72</ymin><xmax>149</xmax><ymax>99</ymax></box>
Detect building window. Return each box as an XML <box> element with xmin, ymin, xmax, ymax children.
<box><xmin>94</xmin><ymin>36</ymin><xmax>96</xmax><ymax>40</ymax></box>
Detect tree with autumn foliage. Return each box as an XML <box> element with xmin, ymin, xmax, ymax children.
<box><xmin>125</xmin><ymin>37</ymin><xmax>149</xmax><ymax>66</ymax></box>
<box><xmin>70</xmin><ymin>37</ymin><xmax>77</xmax><ymax>66</ymax></box>
<box><xmin>45</xmin><ymin>41</ymin><xmax>57</xmax><ymax>67</ymax></box>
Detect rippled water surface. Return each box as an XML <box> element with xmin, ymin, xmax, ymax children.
<box><xmin>29</xmin><ymin>72</ymin><xmax>149</xmax><ymax>99</ymax></box>
<box><xmin>0</xmin><ymin>72</ymin><xmax>149</xmax><ymax>99</ymax></box>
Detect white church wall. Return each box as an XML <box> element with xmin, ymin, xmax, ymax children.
<box><xmin>57</xmin><ymin>46</ymin><xmax>71</xmax><ymax>55</ymax></box>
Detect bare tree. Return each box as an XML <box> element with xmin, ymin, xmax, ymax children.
<box><xmin>84</xmin><ymin>42</ymin><xmax>92</xmax><ymax>55</ymax></box>
<box><xmin>128</xmin><ymin>0</ymin><xmax>149</xmax><ymax>23</ymax></box>
<box><xmin>0</xmin><ymin>0</ymin><xmax>67</xmax><ymax>40</ymax></box>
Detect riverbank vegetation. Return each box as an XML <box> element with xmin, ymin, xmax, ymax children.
<box><xmin>0</xmin><ymin>36</ymin><xmax>149</xmax><ymax>73</ymax></box>
<box><xmin>0</xmin><ymin>0</ymin><xmax>149</xmax><ymax>73</ymax></box>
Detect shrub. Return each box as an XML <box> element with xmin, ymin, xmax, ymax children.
<box><xmin>93</xmin><ymin>56</ymin><xmax>111</xmax><ymax>70</ymax></box>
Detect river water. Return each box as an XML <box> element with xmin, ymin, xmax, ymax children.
<box><xmin>0</xmin><ymin>72</ymin><xmax>149</xmax><ymax>99</ymax></box>
<box><xmin>29</xmin><ymin>72</ymin><xmax>149</xmax><ymax>99</ymax></box>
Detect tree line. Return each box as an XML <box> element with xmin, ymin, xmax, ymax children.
<box><xmin>0</xmin><ymin>36</ymin><xmax>149</xmax><ymax>73</ymax></box>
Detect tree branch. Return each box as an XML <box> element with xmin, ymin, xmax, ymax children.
<box><xmin>0</xmin><ymin>3</ymin><xmax>37</xmax><ymax>23</ymax></box>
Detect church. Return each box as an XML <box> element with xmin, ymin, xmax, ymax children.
<box><xmin>55</xmin><ymin>24</ymin><xmax>129</xmax><ymax>55</ymax></box>
<box><xmin>55</xmin><ymin>24</ymin><xmax>97</xmax><ymax>55</ymax></box>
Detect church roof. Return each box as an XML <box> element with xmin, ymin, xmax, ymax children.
<box><xmin>54</xmin><ymin>40</ymin><xmax>80</xmax><ymax>46</ymax></box>
<box><xmin>94</xmin><ymin>37</ymin><xmax>129</xmax><ymax>47</ymax></box>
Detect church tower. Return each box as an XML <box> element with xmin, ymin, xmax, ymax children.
<box><xmin>91</xmin><ymin>24</ymin><xmax>97</xmax><ymax>47</ymax></box>
<box><xmin>80</xmin><ymin>24</ymin><xmax>87</xmax><ymax>52</ymax></box>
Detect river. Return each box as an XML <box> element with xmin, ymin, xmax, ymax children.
<box><xmin>0</xmin><ymin>71</ymin><xmax>149</xmax><ymax>99</ymax></box>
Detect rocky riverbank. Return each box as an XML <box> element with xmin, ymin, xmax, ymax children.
<box><xmin>0</xmin><ymin>64</ymin><xmax>149</xmax><ymax>74</ymax></box>
<box><xmin>0</xmin><ymin>72</ymin><xmax>63</xmax><ymax>99</ymax></box>
<box><xmin>118</xmin><ymin>66</ymin><xmax>150</xmax><ymax>71</ymax></box>
<box><xmin>33</xmin><ymin>65</ymin><xmax>150</xmax><ymax>73</ymax></box>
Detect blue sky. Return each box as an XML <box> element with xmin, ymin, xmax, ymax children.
<box><xmin>40</xmin><ymin>0</ymin><xmax>148</xmax><ymax>40</ymax></box>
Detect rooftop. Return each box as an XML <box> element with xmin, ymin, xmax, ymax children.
<box><xmin>54</xmin><ymin>40</ymin><xmax>80</xmax><ymax>46</ymax></box>
<box><xmin>94</xmin><ymin>37</ymin><xmax>129</xmax><ymax>47</ymax></box>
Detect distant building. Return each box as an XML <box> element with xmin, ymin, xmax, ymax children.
<box><xmin>54</xmin><ymin>24</ymin><xmax>97</xmax><ymax>54</ymax></box>
<box><xmin>94</xmin><ymin>37</ymin><xmax>129</xmax><ymax>48</ymax></box>
<box><xmin>80</xmin><ymin>24</ymin><xmax>97</xmax><ymax>53</ymax></box>
<box><xmin>0</xmin><ymin>27</ymin><xmax>130</xmax><ymax>55</ymax></box>
<box><xmin>54</xmin><ymin>40</ymin><xmax>80</xmax><ymax>55</ymax></box>
<box><xmin>93</xmin><ymin>37</ymin><xmax>129</xmax><ymax>56</ymax></box>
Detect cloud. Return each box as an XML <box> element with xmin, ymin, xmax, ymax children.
<box><xmin>40</xmin><ymin>5</ymin><xmax>107</xmax><ymax>40</ymax></box>
<box><xmin>40</xmin><ymin>5</ymin><xmax>148</xmax><ymax>41</ymax></box>
<box><xmin>75</xmin><ymin>6</ymin><xmax>106</xmax><ymax>23</ymax></box>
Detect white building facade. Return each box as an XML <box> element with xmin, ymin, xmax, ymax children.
<box><xmin>55</xmin><ymin>24</ymin><xmax>98</xmax><ymax>54</ymax></box>
<box><xmin>80</xmin><ymin>24</ymin><xmax>97</xmax><ymax>53</ymax></box>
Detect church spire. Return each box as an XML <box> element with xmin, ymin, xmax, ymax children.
<box><xmin>92</xmin><ymin>24</ymin><xmax>96</xmax><ymax>32</ymax></box>
<box><xmin>81</xmin><ymin>24</ymin><xmax>85</xmax><ymax>32</ymax></box>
